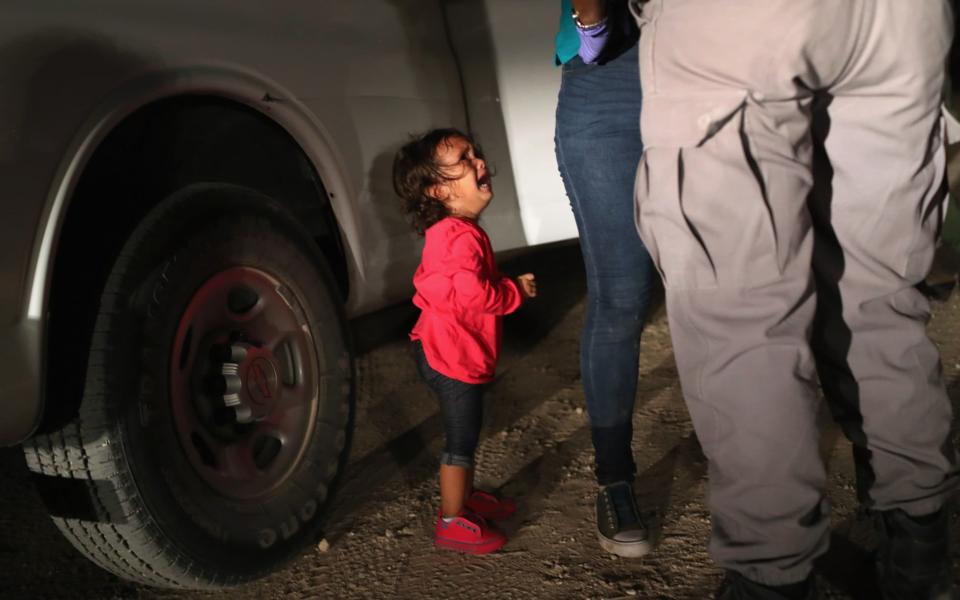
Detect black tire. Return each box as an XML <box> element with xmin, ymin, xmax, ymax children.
<box><xmin>23</xmin><ymin>184</ymin><xmax>354</xmax><ymax>588</ymax></box>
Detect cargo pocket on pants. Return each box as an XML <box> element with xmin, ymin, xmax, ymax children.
<box><xmin>902</xmin><ymin>110</ymin><xmax>949</xmax><ymax>283</ymax></box>
<box><xmin>634</xmin><ymin>91</ymin><xmax>783</xmax><ymax>290</ymax></box>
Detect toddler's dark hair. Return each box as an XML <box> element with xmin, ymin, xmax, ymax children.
<box><xmin>392</xmin><ymin>128</ymin><xmax>487</xmax><ymax>235</ymax></box>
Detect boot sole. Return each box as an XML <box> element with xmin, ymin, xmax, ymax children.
<box><xmin>598</xmin><ymin>532</ymin><xmax>652</xmax><ymax>558</ymax></box>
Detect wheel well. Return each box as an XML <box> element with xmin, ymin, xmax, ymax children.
<box><xmin>40</xmin><ymin>96</ymin><xmax>349</xmax><ymax>430</ymax></box>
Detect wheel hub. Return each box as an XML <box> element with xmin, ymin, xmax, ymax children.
<box><xmin>206</xmin><ymin>341</ymin><xmax>282</xmax><ymax>424</ymax></box>
<box><xmin>246</xmin><ymin>355</ymin><xmax>279</xmax><ymax>410</ymax></box>
<box><xmin>169</xmin><ymin>267</ymin><xmax>319</xmax><ymax>500</ymax></box>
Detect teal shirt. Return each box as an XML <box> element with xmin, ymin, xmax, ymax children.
<box><xmin>555</xmin><ymin>0</ymin><xmax>579</xmax><ymax>65</ymax></box>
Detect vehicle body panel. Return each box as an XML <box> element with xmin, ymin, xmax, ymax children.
<box><xmin>0</xmin><ymin>1</ymin><xmax>572</xmax><ymax>445</ymax></box>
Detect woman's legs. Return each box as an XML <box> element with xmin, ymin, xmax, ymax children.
<box><xmin>555</xmin><ymin>45</ymin><xmax>657</xmax><ymax>557</ymax></box>
<box><xmin>555</xmin><ymin>45</ymin><xmax>656</xmax><ymax>486</ymax></box>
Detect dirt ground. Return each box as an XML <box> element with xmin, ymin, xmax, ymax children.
<box><xmin>2</xmin><ymin>241</ymin><xmax>959</xmax><ymax>600</ymax></box>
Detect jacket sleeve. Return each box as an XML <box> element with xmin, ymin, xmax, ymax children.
<box><xmin>443</xmin><ymin>230</ymin><xmax>523</xmax><ymax>316</ymax></box>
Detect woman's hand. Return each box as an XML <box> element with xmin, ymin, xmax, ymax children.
<box><xmin>572</xmin><ymin>0</ymin><xmax>608</xmax><ymax>64</ymax></box>
<box><xmin>517</xmin><ymin>273</ymin><xmax>537</xmax><ymax>299</ymax></box>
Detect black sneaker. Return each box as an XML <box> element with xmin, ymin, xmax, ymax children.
<box><xmin>717</xmin><ymin>571</ymin><xmax>818</xmax><ymax>600</ymax></box>
<box><xmin>876</xmin><ymin>507</ymin><xmax>956</xmax><ymax>600</ymax></box>
<box><xmin>596</xmin><ymin>481</ymin><xmax>651</xmax><ymax>557</ymax></box>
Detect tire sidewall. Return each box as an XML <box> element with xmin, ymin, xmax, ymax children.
<box><xmin>108</xmin><ymin>185</ymin><xmax>353</xmax><ymax>579</ymax></box>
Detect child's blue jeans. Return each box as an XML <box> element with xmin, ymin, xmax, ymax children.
<box><xmin>413</xmin><ymin>341</ymin><xmax>484</xmax><ymax>469</ymax></box>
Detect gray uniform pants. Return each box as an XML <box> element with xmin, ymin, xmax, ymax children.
<box><xmin>631</xmin><ymin>0</ymin><xmax>958</xmax><ymax>585</ymax></box>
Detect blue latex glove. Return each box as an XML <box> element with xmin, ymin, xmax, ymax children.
<box><xmin>577</xmin><ymin>20</ymin><xmax>609</xmax><ymax>64</ymax></box>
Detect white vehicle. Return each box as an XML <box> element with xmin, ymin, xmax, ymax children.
<box><xmin>0</xmin><ymin>1</ymin><xmax>574</xmax><ymax>588</ymax></box>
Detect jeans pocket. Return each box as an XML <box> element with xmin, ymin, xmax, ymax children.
<box><xmin>561</xmin><ymin>55</ymin><xmax>587</xmax><ymax>74</ymax></box>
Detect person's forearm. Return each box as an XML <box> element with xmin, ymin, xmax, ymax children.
<box><xmin>571</xmin><ymin>0</ymin><xmax>605</xmax><ymax>26</ymax></box>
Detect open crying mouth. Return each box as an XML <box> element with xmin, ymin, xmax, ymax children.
<box><xmin>478</xmin><ymin>173</ymin><xmax>491</xmax><ymax>191</ymax></box>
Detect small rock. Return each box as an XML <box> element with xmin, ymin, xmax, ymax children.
<box><xmin>575</xmin><ymin>407</ymin><xmax>583</xmax><ymax>415</ymax></box>
<box><xmin>626</xmin><ymin>590</ymin><xmax>637</xmax><ymax>596</ymax></box>
<box><xmin>317</xmin><ymin>538</ymin><xmax>330</xmax><ymax>553</ymax></box>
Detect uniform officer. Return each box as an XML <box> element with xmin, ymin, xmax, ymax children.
<box><xmin>630</xmin><ymin>1</ymin><xmax>958</xmax><ymax>598</ymax></box>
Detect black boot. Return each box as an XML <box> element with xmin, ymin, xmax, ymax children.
<box><xmin>876</xmin><ymin>507</ymin><xmax>956</xmax><ymax>600</ymax></box>
<box><xmin>717</xmin><ymin>571</ymin><xmax>818</xmax><ymax>600</ymax></box>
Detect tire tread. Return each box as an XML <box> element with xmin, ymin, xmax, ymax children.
<box><xmin>23</xmin><ymin>185</ymin><xmax>354</xmax><ymax>589</ymax></box>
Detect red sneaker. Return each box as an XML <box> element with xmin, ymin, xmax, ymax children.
<box><xmin>434</xmin><ymin>511</ymin><xmax>506</xmax><ymax>554</ymax></box>
<box><xmin>464</xmin><ymin>489</ymin><xmax>517</xmax><ymax>521</ymax></box>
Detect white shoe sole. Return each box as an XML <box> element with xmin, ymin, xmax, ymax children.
<box><xmin>597</xmin><ymin>532</ymin><xmax>652</xmax><ymax>558</ymax></box>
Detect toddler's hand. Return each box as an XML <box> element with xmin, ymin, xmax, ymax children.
<box><xmin>517</xmin><ymin>273</ymin><xmax>537</xmax><ymax>299</ymax></box>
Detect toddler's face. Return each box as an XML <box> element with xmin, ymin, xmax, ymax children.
<box><xmin>430</xmin><ymin>136</ymin><xmax>492</xmax><ymax>219</ymax></box>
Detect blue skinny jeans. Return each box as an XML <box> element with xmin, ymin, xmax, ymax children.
<box><xmin>554</xmin><ymin>44</ymin><xmax>657</xmax><ymax>486</ymax></box>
